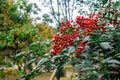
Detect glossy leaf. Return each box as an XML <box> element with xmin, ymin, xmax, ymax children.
<box><xmin>36</xmin><ymin>58</ymin><xmax>49</xmax><ymax>68</ymax></box>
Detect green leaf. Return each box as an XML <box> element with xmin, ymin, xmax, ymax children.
<box><xmin>107</xmin><ymin>64</ymin><xmax>118</xmax><ymax>67</ymax></box>
<box><xmin>102</xmin><ymin>57</ymin><xmax>112</xmax><ymax>63</ymax></box>
<box><xmin>56</xmin><ymin>66</ymin><xmax>64</xmax><ymax>80</ymax></box>
<box><xmin>0</xmin><ymin>34</ymin><xmax>5</xmax><ymax>40</ymax></box>
<box><xmin>103</xmin><ymin>71</ymin><xmax>118</xmax><ymax>76</ymax></box>
<box><xmin>55</xmin><ymin>58</ymin><xmax>66</xmax><ymax>80</ymax></box>
<box><xmin>84</xmin><ymin>60</ymin><xmax>92</xmax><ymax>67</ymax></box>
<box><xmin>113</xmin><ymin>1</ymin><xmax>120</xmax><ymax>9</ymax></box>
<box><xmin>17</xmin><ymin>70</ymin><xmax>24</xmax><ymax>74</ymax></box>
<box><xmin>73</xmin><ymin>64</ymin><xmax>85</xmax><ymax>69</ymax></box>
<box><xmin>0</xmin><ymin>44</ymin><xmax>5</xmax><ymax>50</ymax></box>
<box><xmin>25</xmin><ymin>58</ymin><xmax>36</xmax><ymax>67</ymax></box>
<box><xmin>0</xmin><ymin>67</ymin><xmax>4</xmax><ymax>71</ymax></box>
<box><xmin>36</xmin><ymin>58</ymin><xmax>49</xmax><ymax>68</ymax></box>
<box><xmin>52</xmin><ymin>55</ymin><xmax>68</xmax><ymax>61</ymax></box>
<box><xmin>63</xmin><ymin>58</ymin><xmax>80</xmax><ymax>67</ymax></box>
<box><xmin>65</xmin><ymin>28</ymin><xmax>73</xmax><ymax>34</ymax></box>
<box><xmin>102</xmin><ymin>0</ymin><xmax>108</xmax><ymax>5</ymax></box>
<box><xmin>114</xmin><ymin>53</ymin><xmax>120</xmax><ymax>57</ymax></box>
<box><xmin>106</xmin><ymin>59</ymin><xmax>120</xmax><ymax>64</ymax></box>
<box><xmin>13</xmin><ymin>51</ymin><xmax>25</xmax><ymax>60</ymax></box>
<box><xmin>85</xmin><ymin>71</ymin><xmax>98</xmax><ymax>79</ymax></box>
<box><xmin>115</xmin><ymin>56</ymin><xmax>120</xmax><ymax>58</ymax></box>
<box><xmin>100</xmin><ymin>42</ymin><xmax>111</xmax><ymax>49</ymax></box>
<box><xmin>80</xmin><ymin>67</ymin><xmax>96</xmax><ymax>71</ymax></box>
<box><xmin>21</xmin><ymin>68</ymin><xmax>42</xmax><ymax>80</ymax></box>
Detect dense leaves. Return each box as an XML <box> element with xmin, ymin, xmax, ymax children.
<box><xmin>0</xmin><ymin>0</ymin><xmax>120</xmax><ymax>80</ymax></box>
<box><xmin>0</xmin><ymin>0</ymin><xmax>56</xmax><ymax>79</ymax></box>
<box><xmin>51</xmin><ymin>1</ymin><xmax>120</xmax><ymax>80</ymax></box>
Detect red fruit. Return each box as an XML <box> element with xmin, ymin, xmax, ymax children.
<box><xmin>75</xmin><ymin>54</ymin><xmax>80</xmax><ymax>58</ymax></box>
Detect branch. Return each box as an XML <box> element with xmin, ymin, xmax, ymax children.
<box><xmin>50</xmin><ymin>69</ymin><xmax>57</xmax><ymax>80</ymax></box>
<box><xmin>49</xmin><ymin>0</ymin><xmax>61</xmax><ymax>26</ymax></box>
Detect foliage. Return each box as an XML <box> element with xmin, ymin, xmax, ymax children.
<box><xmin>50</xmin><ymin>1</ymin><xmax>120</xmax><ymax>80</ymax></box>
<box><xmin>0</xmin><ymin>0</ymin><xmax>120</xmax><ymax>80</ymax></box>
<box><xmin>42</xmin><ymin>14</ymin><xmax>53</xmax><ymax>24</ymax></box>
<box><xmin>19</xmin><ymin>0</ymin><xmax>120</xmax><ymax>80</ymax></box>
<box><xmin>0</xmin><ymin>0</ymin><xmax>39</xmax><ymax>51</ymax></box>
<box><xmin>0</xmin><ymin>0</ymin><xmax>56</xmax><ymax>79</ymax></box>
<box><xmin>35</xmin><ymin>24</ymin><xmax>56</xmax><ymax>40</ymax></box>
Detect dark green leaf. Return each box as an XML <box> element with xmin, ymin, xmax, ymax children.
<box><xmin>84</xmin><ymin>60</ymin><xmax>92</xmax><ymax>67</ymax></box>
<box><xmin>113</xmin><ymin>1</ymin><xmax>120</xmax><ymax>9</ymax></box>
<box><xmin>102</xmin><ymin>0</ymin><xmax>108</xmax><ymax>5</ymax></box>
<box><xmin>13</xmin><ymin>51</ymin><xmax>25</xmax><ymax>59</ymax></box>
<box><xmin>0</xmin><ymin>67</ymin><xmax>4</xmax><ymax>71</ymax></box>
<box><xmin>25</xmin><ymin>58</ymin><xmax>36</xmax><ymax>67</ymax></box>
<box><xmin>102</xmin><ymin>57</ymin><xmax>112</xmax><ymax>63</ymax></box>
<box><xmin>80</xmin><ymin>67</ymin><xmax>96</xmax><ymax>71</ymax></box>
<box><xmin>36</xmin><ymin>58</ymin><xmax>49</xmax><ymax>68</ymax></box>
<box><xmin>103</xmin><ymin>71</ymin><xmax>118</xmax><ymax>76</ymax></box>
<box><xmin>73</xmin><ymin>64</ymin><xmax>85</xmax><ymax>69</ymax></box>
<box><xmin>56</xmin><ymin>66</ymin><xmax>64</xmax><ymax>80</ymax></box>
<box><xmin>63</xmin><ymin>58</ymin><xmax>80</xmax><ymax>67</ymax></box>
<box><xmin>106</xmin><ymin>59</ymin><xmax>120</xmax><ymax>64</ymax></box>
<box><xmin>52</xmin><ymin>55</ymin><xmax>68</xmax><ymax>61</ymax></box>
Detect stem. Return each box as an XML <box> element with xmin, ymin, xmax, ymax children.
<box><xmin>50</xmin><ymin>69</ymin><xmax>57</xmax><ymax>80</ymax></box>
<box><xmin>49</xmin><ymin>0</ymin><xmax>61</xmax><ymax>26</ymax></box>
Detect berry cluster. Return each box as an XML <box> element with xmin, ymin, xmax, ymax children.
<box><xmin>75</xmin><ymin>41</ymin><xmax>87</xmax><ymax>57</ymax></box>
<box><xmin>76</xmin><ymin>14</ymin><xmax>99</xmax><ymax>37</ymax></box>
<box><xmin>51</xmin><ymin>12</ymin><xmax>119</xmax><ymax>57</ymax></box>
<box><xmin>51</xmin><ymin>15</ymin><xmax>99</xmax><ymax>56</ymax></box>
<box><xmin>51</xmin><ymin>32</ymin><xmax>80</xmax><ymax>56</ymax></box>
